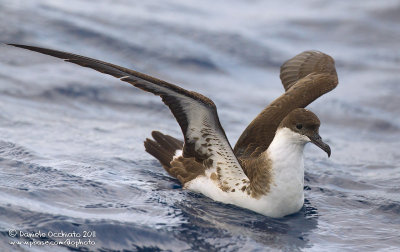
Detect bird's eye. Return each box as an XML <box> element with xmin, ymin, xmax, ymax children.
<box><xmin>296</xmin><ymin>124</ymin><xmax>303</xmax><ymax>130</ymax></box>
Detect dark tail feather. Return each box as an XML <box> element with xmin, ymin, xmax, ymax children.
<box><xmin>144</xmin><ymin>131</ymin><xmax>183</xmax><ymax>174</ymax></box>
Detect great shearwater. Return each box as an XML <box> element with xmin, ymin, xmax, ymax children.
<box><xmin>8</xmin><ymin>44</ymin><xmax>338</xmax><ymax>218</ymax></box>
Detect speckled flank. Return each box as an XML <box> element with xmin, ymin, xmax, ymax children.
<box><xmin>239</xmin><ymin>153</ymin><xmax>273</xmax><ymax>198</ymax></box>
<box><xmin>170</xmin><ymin>156</ymin><xmax>206</xmax><ymax>184</ymax></box>
<box><xmin>182</xmin><ymin>120</ymin><xmax>250</xmax><ymax>192</ymax></box>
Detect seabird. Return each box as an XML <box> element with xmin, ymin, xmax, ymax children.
<box><xmin>7</xmin><ymin>44</ymin><xmax>338</xmax><ymax>218</ymax></box>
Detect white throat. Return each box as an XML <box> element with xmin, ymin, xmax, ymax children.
<box><xmin>267</xmin><ymin>127</ymin><xmax>309</xmax><ymax>164</ymax></box>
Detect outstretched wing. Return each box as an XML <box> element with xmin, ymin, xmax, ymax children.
<box><xmin>234</xmin><ymin>51</ymin><xmax>338</xmax><ymax>158</ymax></box>
<box><xmin>280</xmin><ymin>50</ymin><xmax>337</xmax><ymax>91</ymax></box>
<box><xmin>9</xmin><ymin>44</ymin><xmax>250</xmax><ymax>189</ymax></box>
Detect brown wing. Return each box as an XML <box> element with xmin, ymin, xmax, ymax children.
<box><xmin>234</xmin><ymin>51</ymin><xmax>338</xmax><ymax>158</ymax></box>
<box><xmin>9</xmin><ymin>44</ymin><xmax>251</xmax><ymax>188</ymax></box>
<box><xmin>7</xmin><ymin>44</ymin><xmax>215</xmax><ymax>136</ymax></box>
<box><xmin>7</xmin><ymin>44</ymin><xmax>224</xmax><ymax>157</ymax></box>
<box><xmin>280</xmin><ymin>50</ymin><xmax>337</xmax><ymax>91</ymax></box>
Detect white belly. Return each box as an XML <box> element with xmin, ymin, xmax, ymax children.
<box><xmin>186</xmin><ymin>161</ymin><xmax>304</xmax><ymax>218</ymax></box>
<box><xmin>185</xmin><ymin>128</ymin><xmax>307</xmax><ymax>218</ymax></box>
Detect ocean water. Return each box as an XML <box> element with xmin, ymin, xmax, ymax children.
<box><xmin>0</xmin><ymin>0</ymin><xmax>399</xmax><ymax>251</ymax></box>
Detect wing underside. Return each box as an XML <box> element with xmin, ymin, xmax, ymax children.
<box><xmin>8</xmin><ymin>44</ymin><xmax>250</xmax><ymax>190</ymax></box>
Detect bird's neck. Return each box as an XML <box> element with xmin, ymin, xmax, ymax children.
<box><xmin>265</xmin><ymin>127</ymin><xmax>306</xmax><ymax>189</ymax></box>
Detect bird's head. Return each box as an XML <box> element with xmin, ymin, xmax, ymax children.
<box><xmin>279</xmin><ymin>108</ymin><xmax>331</xmax><ymax>157</ymax></box>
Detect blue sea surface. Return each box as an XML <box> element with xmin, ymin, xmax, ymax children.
<box><xmin>0</xmin><ymin>0</ymin><xmax>399</xmax><ymax>251</ymax></box>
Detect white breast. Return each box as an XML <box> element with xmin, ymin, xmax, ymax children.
<box><xmin>260</xmin><ymin>127</ymin><xmax>307</xmax><ymax>216</ymax></box>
